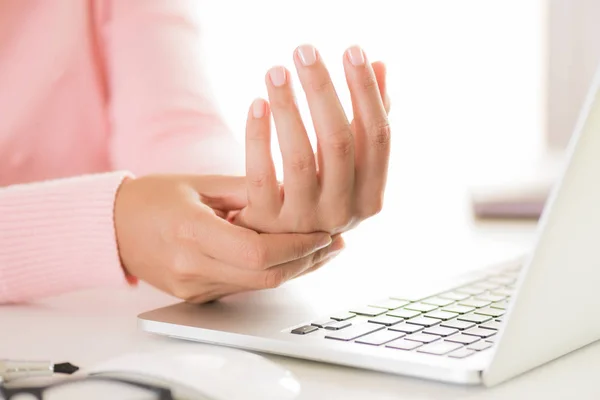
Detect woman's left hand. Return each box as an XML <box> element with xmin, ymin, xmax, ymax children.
<box><xmin>235</xmin><ymin>45</ymin><xmax>391</xmax><ymax>235</ymax></box>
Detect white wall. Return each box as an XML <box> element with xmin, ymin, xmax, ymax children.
<box><xmin>194</xmin><ymin>1</ymin><xmax>543</xmax><ymax>184</ymax></box>
<box><xmin>545</xmin><ymin>0</ymin><xmax>600</xmax><ymax>149</ymax></box>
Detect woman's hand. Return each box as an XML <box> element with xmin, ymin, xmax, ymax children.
<box><xmin>114</xmin><ymin>174</ymin><xmax>342</xmax><ymax>303</ymax></box>
<box><xmin>235</xmin><ymin>45</ymin><xmax>391</xmax><ymax>235</ymax></box>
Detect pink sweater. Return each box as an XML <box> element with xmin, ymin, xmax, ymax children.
<box><xmin>0</xmin><ymin>1</ymin><xmax>243</xmax><ymax>303</ymax></box>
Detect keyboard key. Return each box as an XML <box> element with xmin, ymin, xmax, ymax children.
<box><xmin>442</xmin><ymin>305</ymin><xmax>475</xmax><ymax>314</ymax></box>
<box><xmin>425</xmin><ymin>310</ymin><xmax>459</xmax><ymax>321</ymax></box>
<box><xmin>404</xmin><ymin>303</ymin><xmax>438</xmax><ymax>313</ymax></box>
<box><xmin>439</xmin><ymin>292</ymin><xmax>470</xmax><ymax>301</ymax></box>
<box><xmin>369</xmin><ymin>299</ymin><xmax>410</xmax><ymax>310</ymax></box>
<box><xmin>330</xmin><ymin>312</ymin><xmax>357</xmax><ymax>321</ymax></box>
<box><xmin>463</xmin><ymin>327</ymin><xmax>497</xmax><ymax>338</ymax></box>
<box><xmin>474</xmin><ymin>307</ymin><xmax>505</xmax><ymax>318</ymax></box>
<box><xmin>356</xmin><ymin>330</ymin><xmax>406</xmax><ymax>346</ymax></box>
<box><xmin>406</xmin><ymin>316</ymin><xmax>441</xmax><ymax>327</ymax></box>
<box><xmin>472</xmin><ymin>281</ymin><xmax>501</xmax><ymax>291</ymax></box>
<box><xmin>440</xmin><ymin>319</ymin><xmax>476</xmax><ymax>330</ymax></box>
<box><xmin>468</xmin><ymin>341</ymin><xmax>493</xmax><ymax>351</ymax></box>
<box><xmin>458</xmin><ymin>313</ymin><xmax>492</xmax><ymax>324</ymax></box>
<box><xmin>325</xmin><ymin>323</ymin><xmax>385</xmax><ymax>341</ymax></box>
<box><xmin>456</xmin><ymin>286</ymin><xmax>486</xmax><ymax>296</ymax></box>
<box><xmin>418</xmin><ymin>341</ymin><xmax>463</xmax><ymax>355</ymax></box>
<box><xmin>311</xmin><ymin>319</ymin><xmax>336</xmax><ymax>328</ymax></box>
<box><xmin>480</xmin><ymin>321</ymin><xmax>501</xmax><ymax>330</ymax></box>
<box><xmin>491</xmin><ymin>288</ymin><xmax>513</xmax><ymax>297</ymax></box>
<box><xmin>349</xmin><ymin>305</ymin><xmax>386</xmax><ymax>317</ymax></box>
<box><xmin>368</xmin><ymin>315</ymin><xmax>403</xmax><ymax>326</ymax></box>
<box><xmin>389</xmin><ymin>322</ymin><xmax>424</xmax><ymax>334</ymax></box>
<box><xmin>422</xmin><ymin>297</ymin><xmax>454</xmax><ymax>307</ymax></box>
<box><xmin>448</xmin><ymin>348</ymin><xmax>477</xmax><ymax>359</ymax></box>
<box><xmin>445</xmin><ymin>334</ymin><xmax>480</xmax><ymax>345</ymax></box>
<box><xmin>475</xmin><ymin>293</ymin><xmax>506</xmax><ymax>303</ymax></box>
<box><xmin>405</xmin><ymin>333</ymin><xmax>440</xmax><ymax>343</ymax></box>
<box><xmin>423</xmin><ymin>326</ymin><xmax>459</xmax><ymax>337</ymax></box>
<box><xmin>489</xmin><ymin>276</ymin><xmax>515</xmax><ymax>285</ymax></box>
<box><xmin>459</xmin><ymin>299</ymin><xmax>491</xmax><ymax>308</ymax></box>
<box><xmin>490</xmin><ymin>300</ymin><xmax>509</xmax><ymax>310</ymax></box>
<box><xmin>324</xmin><ymin>320</ymin><xmax>352</xmax><ymax>330</ymax></box>
<box><xmin>386</xmin><ymin>338</ymin><xmax>423</xmax><ymax>351</ymax></box>
<box><xmin>291</xmin><ymin>325</ymin><xmax>318</xmax><ymax>335</ymax></box>
<box><xmin>387</xmin><ymin>308</ymin><xmax>421</xmax><ymax>319</ymax></box>
<box><xmin>486</xmin><ymin>337</ymin><xmax>496</xmax><ymax>343</ymax></box>
<box><xmin>496</xmin><ymin>318</ymin><xmax>503</xmax><ymax>322</ymax></box>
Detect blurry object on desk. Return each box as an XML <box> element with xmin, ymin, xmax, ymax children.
<box><xmin>470</xmin><ymin>150</ymin><xmax>565</xmax><ymax>220</ymax></box>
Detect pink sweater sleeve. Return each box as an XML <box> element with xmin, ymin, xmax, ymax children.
<box><xmin>0</xmin><ymin>172</ymin><xmax>132</xmax><ymax>303</ymax></box>
<box><xmin>100</xmin><ymin>0</ymin><xmax>245</xmax><ymax>176</ymax></box>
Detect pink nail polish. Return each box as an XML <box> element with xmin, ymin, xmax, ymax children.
<box><xmin>251</xmin><ymin>98</ymin><xmax>265</xmax><ymax>119</ymax></box>
<box><xmin>346</xmin><ymin>46</ymin><xmax>365</xmax><ymax>66</ymax></box>
<box><xmin>296</xmin><ymin>44</ymin><xmax>317</xmax><ymax>66</ymax></box>
<box><xmin>268</xmin><ymin>66</ymin><xmax>287</xmax><ymax>87</ymax></box>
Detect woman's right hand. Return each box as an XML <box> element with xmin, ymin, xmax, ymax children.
<box><xmin>114</xmin><ymin>174</ymin><xmax>341</xmax><ymax>303</ymax></box>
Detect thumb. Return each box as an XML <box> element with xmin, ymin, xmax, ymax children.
<box><xmin>187</xmin><ymin>175</ymin><xmax>248</xmax><ymax>211</ymax></box>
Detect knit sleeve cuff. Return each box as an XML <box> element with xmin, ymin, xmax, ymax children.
<box><xmin>0</xmin><ymin>171</ymin><xmax>134</xmax><ymax>303</ymax></box>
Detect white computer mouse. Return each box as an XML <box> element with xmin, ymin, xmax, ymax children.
<box><xmin>88</xmin><ymin>347</ymin><xmax>301</xmax><ymax>400</ymax></box>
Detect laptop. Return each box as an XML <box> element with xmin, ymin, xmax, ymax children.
<box><xmin>138</xmin><ymin>62</ymin><xmax>600</xmax><ymax>387</ymax></box>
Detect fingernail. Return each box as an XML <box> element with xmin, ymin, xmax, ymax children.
<box><xmin>329</xmin><ymin>236</ymin><xmax>345</xmax><ymax>252</ymax></box>
<box><xmin>251</xmin><ymin>98</ymin><xmax>266</xmax><ymax>119</ymax></box>
<box><xmin>317</xmin><ymin>235</ymin><xmax>333</xmax><ymax>249</ymax></box>
<box><xmin>268</xmin><ymin>66</ymin><xmax>287</xmax><ymax>87</ymax></box>
<box><xmin>296</xmin><ymin>44</ymin><xmax>317</xmax><ymax>66</ymax></box>
<box><xmin>346</xmin><ymin>46</ymin><xmax>365</xmax><ymax>66</ymax></box>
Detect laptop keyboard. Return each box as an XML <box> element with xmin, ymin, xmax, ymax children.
<box><xmin>290</xmin><ymin>266</ymin><xmax>519</xmax><ymax>359</ymax></box>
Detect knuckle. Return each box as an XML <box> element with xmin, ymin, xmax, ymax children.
<box><xmin>263</xmin><ymin>268</ymin><xmax>285</xmax><ymax>289</ymax></box>
<box><xmin>367</xmin><ymin>119</ymin><xmax>391</xmax><ymax>150</ymax></box>
<box><xmin>360</xmin><ymin>197</ymin><xmax>384</xmax><ymax>218</ymax></box>
<box><xmin>248</xmin><ymin>170</ymin><xmax>274</xmax><ymax>189</ymax></box>
<box><xmin>168</xmin><ymin>282</ymin><xmax>193</xmax><ymax>301</ymax></box>
<box><xmin>167</xmin><ymin>253</ymin><xmax>193</xmax><ymax>280</ymax></box>
<box><xmin>270</xmin><ymin>96</ymin><xmax>295</xmax><ymax>110</ymax></box>
<box><xmin>362</xmin><ymin>74</ymin><xmax>379</xmax><ymax>91</ymax></box>
<box><xmin>292</xmin><ymin>236</ymin><xmax>311</xmax><ymax>258</ymax></box>
<box><xmin>239</xmin><ymin>234</ymin><xmax>268</xmax><ymax>269</ymax></box>
<box><xmin>309</xmin><ymin>78</ymin><xmax>334</xmax><ymax>94</ymax></box>
<box><xmin>288</xmin><ymin>152</ymin><xmax>315</xmax><ymax>173</ymax></box>
<box><xmin>325</xmin><ymin>127</ymin><xmax>354</xmax><ymax>157</ymax></box>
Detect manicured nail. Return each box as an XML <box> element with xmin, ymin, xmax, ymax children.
<box><xmin>296</xmin><ymin>44</ymin><xmax>317</xmax><ymax>66</ymax></box>
<box><xmin>346</xmin><ymin>46</ymin><xmax>365</xmax><ymax>66</ymax></box>
<box><xmin>268</xmin><ymin>66</ymin><xmax>287</xmax><ymax>87</ymax></box>
<box><xmin>317</xmin><ymin>235</ymin><xmax>333</xmax><ymax>250</ymax></box>
<box><xmin>251</xmin><ymin>98</ymin><xmax>266</xmax><ymax>119</ymax></box>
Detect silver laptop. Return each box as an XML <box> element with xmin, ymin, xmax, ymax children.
<box><xmin>138</xmin><ymin>63</ymin><xmax>600</xmax><ymax>387</ymax></box>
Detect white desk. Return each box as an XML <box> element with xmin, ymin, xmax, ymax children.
<box><xmin>2</xmin><ymin>176</ymin><xmax>599</xmax><ymax>399</ymax></box>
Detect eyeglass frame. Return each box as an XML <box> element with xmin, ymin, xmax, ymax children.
<box><xmin>0</xmin><ymin>375</ymin><xmax>175</xmax><ymax>400</ymax></box>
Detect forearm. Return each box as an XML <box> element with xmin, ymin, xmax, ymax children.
<box><xmin>0</xmin><ymin>172</ymin><xmax>132</xmax><ymax>303</ymax></box>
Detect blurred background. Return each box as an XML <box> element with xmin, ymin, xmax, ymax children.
<box><xmin>188</xmin><ymin>1</ymin><xmax>600</xmax><ymax>276</ymax></box>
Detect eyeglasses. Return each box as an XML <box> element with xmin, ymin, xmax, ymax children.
<box><xmin>0</xmin><ymin>375</ymin><xmax>176</xmax><ymax>400</ymax></box>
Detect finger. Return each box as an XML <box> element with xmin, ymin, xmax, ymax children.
<box><xmin>192</xmin><ymin>209</ymin><xmax>332</xmax><ymax>270</ymax></box>
<box><xmin>344</xmin><ymin>46</ymin><xmax>390</xmax><ymax>218</ymax></box>
<box><xmin>371</xmin><ymin>61</ymin><xmax>391</xmax><ymax>114</ymax></box>
<box><xmin>244</xmin><ymin>98</ymin><xmax>281</xmax><ymax>215</ymax></box>
<box><xmin>292</xmin><ymin>234</ymin><xmax>345</xmax><ymax>278</ymax></box>
<box><xmin>266</xmin><ymin>66</ymin><xmax>319</xmax><ymax>213</ymax></box>
<box><xmin>186</xmin><ymin>175</ymin><xmax>248</xmax><ymax>211</ymax></box>
<box><xmin>294</xmin><ymin>44</ymin><xmax>355</xmax><ymax>211</ymax></box>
